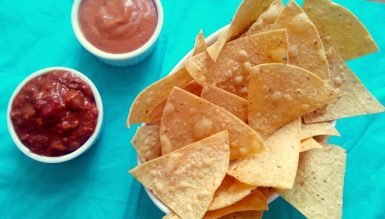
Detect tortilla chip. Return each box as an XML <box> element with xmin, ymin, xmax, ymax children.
<box><xmin>163</xmin><ymin>213</ymin><xmax>181</xmax><ymax>219</ymax></box>
<box><xmin>127</xmin><ymin>68</ymin><xmax>192</xmax><ymax>125</ymax></box>
<box><xmin>131</xmin><ymin>124</ymin><xmax>161</xmax><ymax>162</ymax></box>
<box><xmin>160</xmin><ymin>87</ymin><xmax>264</xmax><ymax>160</ymax></box>
<box><xmin>201</xmin><ymin>85</ymin><xmax>248</xmax><ymax>122</ymax></box>
<box><xmin>301</xmin><ymin>121</ymin><xmax>340</xmax><ymax>140</ymax></box>
<box><xmin>304</xmin><ymin>48</ymin><xmax>385</xmax><ymax>123</ymax></box>
<box><xmin>192</xmin><ymin>30</ymin><xmax>208</xmax><ymax>55</ymax></box>
<box><xmin>130</xmin><ymin>131</ymin><xmax>230</xmax><ymax>219</ymax></box>
<box><xmin>300</xmin><ymin>138</ymin><xmax>323</xmax><ymax>153</ymax></box>
<box><xmin>220</xmin><ymin>211</ymin><xmax>263</xmax><ymax>219</ymax></box>
<box><xmin>303</xmin><ymin>0</ymin><xmax>378</xmax><ymax>60</ymax></box>
<box><xmin>227</xmin><ymin>119</ymin><xmax>300</xmax><ymax>189</ymax></box>
<box><xmin>186</xmin><ymin>29</ymin><xmax>289</xmax><ymax>98</ymax></box>
<box><xmin>209</xmin><ymin>175</ymin><xmax>256</xmax><ymax>211</ymax></box>
<box><xmin>207</xmin><ymin>0</ymin><xmax>274</xmax><ymax>61</ymax></box>
<box><xmin>248</xmin><ymin>63</ymin><xmax>337</xmax><ymax>138</ymax></box>
<box><xmin>204</xmin><ymin>189</ymin><xmax>268</xmax><ymax>219</ymax></box>
<box><xmin>313</xmin><ymin>135</ymin><xmax>330</xmax><ymax>143</ymax></box>
<box><xmin>245</xmin><ymin>0</ymin><xmax>284</xmax><ymax>35</ymax></box>
<box><xmin>127</xmin><ymin>31</ymin><xmax>207</xmax><ymax>125</ymax></box>
<box><xmin>279</xmin><ymin>144</ymin><xmax>346</xmax><ymax>219</ymax></box>
<box><xmin>146</xmin><ymin>80</ymin><xmax>203</xmax><ymax>123</ymax></box>
<box><xmin>183</xmin><ymin>80</ymin><xmax>203</xmax><ymax>96</ymax></box>
<box><xmin>273</xmin><ymin>1</ymin><xmax>329</xmax><ymax>79</ymax></box>
<box><xmin>164</xmin><ymin>209</ymin><xmax>264</xmax><ymax>219</ymax></box>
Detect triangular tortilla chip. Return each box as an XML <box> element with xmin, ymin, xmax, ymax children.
<box><xmin>273</xmin><ymin>1</ymin><xmax>329</xmax><ymax>79</ymax></box>
<box><xmin>163</xmin><ymin>211</ymin><xmax>263</xmax><ymax>219</ymax></box>
<box><xmin>201</xmin><ymin>85</ymin><xmax>248</xmax><ymax>122</ymax></box>
<box><xmin>220</xmin><ymin>211</ymin><xmax>263</xmax><ymax>219</ymax></box>
<box><xmin>207</xmin><ymin>0</ymin><xmax>274</xmax><ymax>61</ymax></box>
<box><xmin>163</xmin><ymin>213</ymin><xmax>181</xmax><ymax>219</ymax></box>
<box><xmin>248</xmin><ymin>63</ymin><xmax>336</xmax><ymax>138</ymax></box>
<box><xmin>204</xmin><ymin>189</ymin><xmax>268</xmax><ymax>219</ymax></box>
<box><xmin>192</xmin><ymin>30</ymin><xmax>208</xmax><ymax>55</ymax></box>
<box><xmin>209</xmin><ymin>175</ymin><xmax>256</xmax><ymax>211</ymax></box>
<box><xmin>160</xmin><ymin>87</ymin><xmax>264</xmax><ymax>160</ymax></box>
<box><xmin>131</xmin><ymin>124</ymin><xmax>161</xmax><ymax>162</ymax></box>
<box><xmin>184</xmin><ymin>80</ymin><xmax>203</xmax><ymax>96</ymax></box>
<box><xmin>303</xmin><ymin>0</ymin><xmax>378</xmax><ymax>60</ymax></box>
<box><xmin>227</xmin><ymin>119</ymin><xmax>301</xmax><ymax>189</ymax></box>
<box><xmin>300</xmin><ymin>138</ymin><xmax>323</xmax><ymax>153</ymax></box>
<box><xmin>128</xmin><ymin>67</ymin><xmax>192</xmax><ymax>125</ymax></box>
<box><xmin>186</xmin><ymin>29</ymin><xmax>288</xmax><ymax>98</ymax></box>
<box><xmin>146</xmin><ymin>80</ymin><xmax>203</xmax><ymax>123</ymax></box>
<box><xmin>304</xmin><ymin>48</ymin><xmax>384</xmax><ymax>123</ymax></box>
<box><xmin>245</xmin><ymin>0</ymin><xmax>284</xmax><ymax>35</ymax></box>
<box><xmin>130</xmin><ymin>131</ymin><xmax>230</xmax><ymax>219</ymax></box>
<box><xmin>300</xmin><ymin>121</ymin><xmax>340</xmax><ymax>140</ymax></box>
<box><xmin>313</xmin><ymin>135</ymin><xmax>330</xmax><ymax>143</ymax></box>
<box><xmin>127</xmin><ymin>31</ymin><xmax>207</xmax><ymax>125</ymax></box>
<box><xmin>279</xmin><ymin>144</ymin><xmax>346</xmax><ymax>219</ymax></box>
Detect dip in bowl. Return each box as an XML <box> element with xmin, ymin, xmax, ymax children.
<box><xmin>7</xmin><ymin>67</ymin><xmax>103</xmax><ymax>163</ymax></box>
<box><xmin>71</xmin><ymin>0</ymin><xmax>164</xmax><ymax>66</ymax></box>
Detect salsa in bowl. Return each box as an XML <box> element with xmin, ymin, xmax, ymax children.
<box><xmin>7</xmin><ymin>67</ymin><xmax>103</xmax><ymax>163</ymax></box>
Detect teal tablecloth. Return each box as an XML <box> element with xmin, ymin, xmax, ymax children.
<box><xmin>0</xmin><ymin>0</ymin><xmax>384</xmax><ymax>218</ymax></box>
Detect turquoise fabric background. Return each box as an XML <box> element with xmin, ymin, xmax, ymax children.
<box><xmin>0</xmin><ymin>0</ymin><xmax>384</xmax><ymax>218</ymax></box>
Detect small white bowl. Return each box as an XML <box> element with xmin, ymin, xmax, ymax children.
<box><xmin>7</xmin><ymin>67</ymin><xmax>104</xmax><ymax>163</ymax></box>
<box><xmin>71</xmin><ymin>0</ymin><xmax>164</xmax><ymax>67</ymax></box>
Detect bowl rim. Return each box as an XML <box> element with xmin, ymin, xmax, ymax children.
<box><xmin>71</xmin><ymin>0</ymin><xmax>164</xmax><ymax>60</ymax></box>
<box><xmin>7</xmin><ymin>67</ymin><xmax>104</xmax><ymax>163</ymax></box>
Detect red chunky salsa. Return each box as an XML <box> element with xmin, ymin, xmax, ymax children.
<box><xmin>10</xmin><ymin>70</ymin><xmax>98</xmax><ymax>157</ymax></box>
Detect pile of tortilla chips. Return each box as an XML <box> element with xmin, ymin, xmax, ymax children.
<box><xmin>128</xmin><ymin>0</ymin><xmax>384</xmax><ymax>218</ymax></box>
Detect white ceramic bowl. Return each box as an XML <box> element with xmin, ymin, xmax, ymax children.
<box><xmin>71</xmin><ymin>0</ymin><xmax>164</xmax><ymax>67</ymax></box>
<box><xmin>7</xmin><ymin>67</ymin><xmax>104</xmax><ymax>163</ymax></box>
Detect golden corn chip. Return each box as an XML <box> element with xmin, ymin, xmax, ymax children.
<box><xmin>162</xmin><ymin>213</ymin><xmax>181</xmax><ymax>219</ymax></box>
<box><xmin>227</xmin><ymin>119</ymin><xmax>300</xmax><ymax>189</ymax></box>
<box><xmin>130</xmin><ymin>131</ymin><xmax>230</xmax><ymax>219</ymax></box>
<box><xmin>260</xmin><ymin>187</ymin><xmax>276</xmax><ymax>200</ymax></box>
<box><xmin>185</xmin><ymin>29</ymin><xmax>288</xmax><ymax>98</ymax></box>
<box><xmin>304</xmin><ymin>48</ymin><xmax>384</xmax><ymax>123</ymax></box>
<box><xmin>127</xmin><ymin>31</ymin><xmax>207</xmax><ymax>125</ymax></box>
<box><xmin>192</xmin><ymin>30</ymin><xmax>208</xmax><ymax>55</ymax></box>
<box><xmin>201</xmin><ymin>85</ymin><xmax>248</xmax><ymax>122</ymax></box>
<box><xmin>248</xmin><ymin>63</ymin><xmax>336</xmax><ymax>138</ymax></box>
<box><xmin>145</xmin><ymin>80</ymin><xmax>203</xmax><ymax>123</ymax></box>
<box><xmin>131</xmin><ymin>124</ymin><xmax>161</xmax><ymax>162</ymax></box>
<box><xmin>245</xmin><ymin>0</ymin><xmax>284</xmax><ymax>35</ymax></box>
<box><xmin>209</xmin><ymin>175</ymin><xmax>256</xmax><ymax>211</ymax></box>
<box><xmin>301</xmin><ymin>121</ymin><xmax>340</xmax><ymax>140</ymax></box>
<box><xmin>204</xmin><ymin>189</ymin><xmax>268</xmax><ymax>219</ymax></box>
<box><xmin>313</xmin><ymin>135</ymin><xmax>330</xmax><ymax>143</ymax></box>
<box><xmin>279</xmin><ymin>144</ymin><xmax>346</xmax><ymax>219</ymax></box>
<box><xmin>300</xmin><ymin>138</ymin><xmax>323</xmax><ymax>153</ymax></box>
<box><xmin>207</xmin><ymin>0</ymin><xmax>274</xmax><ymax>61</ymax></box>
<box><xmin>127</xmin><ymin>67</ymin><xmax>192</xmax><ymax>125</ymax></box>
<box><xmin>184</xmin><ymin>80</ymin><xmax>203</xmax><ymax>96</ymax></box>
<box><xmin>219</xmin><ymin>211</ymin><xmax>263</xmax><ymax>219</ymax></box>
<box><xmin>303</xmin><ymin>0</ymin><xmax>378</xmax><ymax>60</ymax></box>
<box><xmin>160</xmin><ymin>87</ymin><xmax>264</xmax><ymax>160</ymax></box>
<box><xmin>273</xmin><ymin>1</ymin><xmax>329</xmax><ymax>79</ymax></box>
